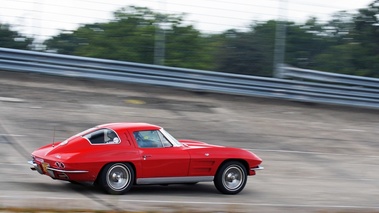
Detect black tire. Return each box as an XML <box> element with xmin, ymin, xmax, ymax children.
<box><xmin>214</xmin><ymin>161</ymin><xmax>247</xmax><ymax>195</ymax></box>
<box><xmin>99</xmin><ymin>163</ymin><xmax>134</xmax><ymax>195</ymax></box>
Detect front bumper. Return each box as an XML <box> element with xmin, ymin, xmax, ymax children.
<box><xmin>251</xmin><ymin>165</ymin><xmax>264</xmax><ymax>171</ymax></box>
<box><xmin>249</xmin><ymin>165</ymin><xmax>264</xmax><ymax>175</ymax></box>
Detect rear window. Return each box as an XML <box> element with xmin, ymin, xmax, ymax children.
<box><xmin>83</xmin><ymin>128</ymin><xmax>120</xmax><ymax>144</ymax></box>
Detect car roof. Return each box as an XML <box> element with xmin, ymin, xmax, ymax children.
<box><xmin>97</xmin><ymin>122</ymin><xmax>161</xmax><ymax>132</ymax></box>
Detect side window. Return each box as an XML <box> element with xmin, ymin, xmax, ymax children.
<box><xmin>83</xmin><ymin>128</ymin><xmax>120</xmax><ymax>144</ymax></box>
<box><xmin>134</xmin><ymin>130</ymin><xmax>173</xmax><ymax>148</ymax></box>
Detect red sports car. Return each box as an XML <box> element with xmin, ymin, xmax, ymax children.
<box><xmin>28</xmin><ymin>123</ymin><xmax>263</xmax><ymax>195</ymax></box>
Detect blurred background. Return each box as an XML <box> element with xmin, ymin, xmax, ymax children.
<box><xmin>0</xmin><ymin>0</ymin><xmax>378</xmax><ymax>77</ymax></box>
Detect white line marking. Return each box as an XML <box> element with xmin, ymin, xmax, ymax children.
<box><xmin>117</xmin><ymin>200</ymin><xmax>379</xmax><ymax>209</ymax></box>
<box><xmin>0</xmin><ymin>163</ymin><xmax>29</xmax><ymax>166</ymax></box>
<box><xmin>340</xmin><ymin>128</ymin><xmax>366</xmax><ymax>132</ymax></box>
<box><xmin>0</xmin><ymin>97</ymin><xmax>24</xmax><ymax>102</ymax></box>
<box><xmin>261</xmin><ymin>174</ymin><xmax>378</xmax><ymax>182</ymax></box>
<box><xmin>0</xmin><ymin>195</ymin><xmax>378</xmax><ymax>209</ymax></box>
<box><xmin>0</xmin><ymin>134</ymin><xmax>25</xmax><ymax>137</ymax></box>
<box><xmin>246</xmin><ymin>148</ymin><xmax>379</xmax><ymax>158</ymax></box>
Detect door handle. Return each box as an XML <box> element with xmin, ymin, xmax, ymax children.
<box><xmin>143</xmin><ymin>155</ymin><xmax>151</xmax><ymax>160</ymax></box>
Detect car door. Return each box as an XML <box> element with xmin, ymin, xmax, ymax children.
<box><xmin>133</xmin><ymin>130</ymin><xmax>190</xmax><ymax>178</ymax></box>
<box><xmin>139</xmin><ymin>146</ymin><xmax>190</xmax><ymax>177</ymax></box>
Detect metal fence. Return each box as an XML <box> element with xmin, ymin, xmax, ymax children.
<box><xmin>280</xmin><ymin>65</ymin><xmax>379</xmax><ymax>89</ymax></box>
<box><xmin>0</xmin><ymin>47</ymin><xmax>379</xmax><ymax>109</ymax></box>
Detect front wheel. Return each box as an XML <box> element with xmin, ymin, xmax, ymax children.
<box><xmin>99</xmin><ymin>163</ymin><xmax>134</xmax><ymax>195</ymax></box>
<box><xmin>214</xmin><ymin>161</ymin><xmax>247</xmax><ymax>194</ymax></box>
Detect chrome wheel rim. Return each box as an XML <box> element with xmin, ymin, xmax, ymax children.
<box><xmin>106</xmin><ymin>164</ymin><xmax>131</xmax><ymax>191</ymax></box>
<box><xmin>222</xmin><ymin>165</ymin><xmax>245</xmax><ymax>191</ymax></box>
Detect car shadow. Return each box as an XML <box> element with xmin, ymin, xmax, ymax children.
<box><xmin>19</xmin><ymin>179</ymin><xmax>222</xmax><ymax>195</ymax></box>
<box><xmin>66</xmin><ymin>181</ymin><xmax>219</xmax><ymax>195</ymax></box>
<box><xmin>129</xmin><ymin>183</ymin><xmax>218</xmax><ymax>195</ymax></box>
<box><xmin>19</xmin><ymin>181</ymin><xmax>253</xmax><ymax>198</ymax></box>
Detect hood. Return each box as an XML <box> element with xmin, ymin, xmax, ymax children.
<box><xmin>179</xmin><ymin>139</ymin><xmax>223</xmax><ymax>148</ymax></box>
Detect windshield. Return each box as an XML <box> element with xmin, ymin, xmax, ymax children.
<box><xmin>160</xmin><ymin>128</ymin><xmax>182</xmax><ymax>147</ymax></box>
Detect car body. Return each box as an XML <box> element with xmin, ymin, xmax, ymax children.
<box><xmin>28</xmin><ymin>122</ymin><xmax>263</xmax><ymax>194</ymax></box>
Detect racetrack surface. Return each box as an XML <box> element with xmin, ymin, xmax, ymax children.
<box><xmin>0</xmin><ymin>70</ymin><xmax>378</xmax><ymax>213</ymax></box>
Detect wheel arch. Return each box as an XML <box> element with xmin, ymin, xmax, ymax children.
<box><xmin>94</xmin><ymin>161</ymin><xmax>137</xmax><ymax>185</ymax></box>
<box><xmin>216</xmin><ymin>159</ymin><xmax>249</xmax><ymax>175</ymax></box>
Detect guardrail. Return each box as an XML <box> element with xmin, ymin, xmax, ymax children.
<box><xmin>280</xmin><ymin>65</ymin><xmax>379</xmax><ymax>89</ymax></box>
<box><xmin>0</xmin><ymin>47</ymin><xmax>379</xmax><ymax>109</ymax></box>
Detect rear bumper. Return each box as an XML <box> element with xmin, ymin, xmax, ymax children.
<box><xmin>28</xmin><ymin>160</ymin><xmax>88</xmax><ymax>180</ymax></box>
<box><xmin>28</xmin><ymin>160</ymin><xmax>44</xmax><ymax>174</ymax></box>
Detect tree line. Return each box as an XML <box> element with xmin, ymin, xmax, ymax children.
<box><xmin>1</xmin><ymin>1</ymin><xmax>378</xmax><ymax>78</ymax></box>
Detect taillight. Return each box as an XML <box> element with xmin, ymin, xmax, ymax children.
<box><xmin>55</xmin><ymin>162</ymin><xmax>65</xmax><ymax>169</ymax></box>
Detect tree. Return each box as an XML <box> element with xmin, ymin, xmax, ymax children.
<box><xmin>0</xmin><ymin>23</ymin><xmax>33</xmax><ymax>49</ymax></box>
<box><xmin>214</xmin><ymin>20</ymin><xmax>329</xmax><ymax>76</ymax></box>
<box><xmin>215</xmin><ymin>22</ymin><xmax>275</xmax><ymax>76</ymax></box>
<box><xmin>44</xmin><ymin>6</ymin><xmax>216</xmax><ymax>70</ymax></box>
<box><xmin>351</xmin><ymin>0</ymin><xmax>379</xmax><ymax>77</ymax></box>
<box><xmin>165</xmin><ymin>25</ymin><xmax>217</xmax><ymax>70</ymax></box>
<box><xmin>305</xmin><ymin>1</ymin><xmax>379</xmax><ymax>77</ymax></box>
<box><xmin>44</xmin><ymin>31</ymin><xmax>84</xmax><ymax>55</ymax></box>
<box><xmin>42</xmin><ymin>2</ymin><xmax>379</xmax><ymax>78</ymax></box>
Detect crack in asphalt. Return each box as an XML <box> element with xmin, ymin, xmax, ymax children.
<box><xmin>76</xmin><ymin>189</ymin><xmax>124</xmax><ymax>212</ymax></box>
<box><xmin>0</xmin><ymin>123</ymin><xmax>30</xmax><ymax>159</ymax></box>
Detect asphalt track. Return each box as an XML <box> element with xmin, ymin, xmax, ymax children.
<box><xmin>0</xmin><ymin>70</ymin><xmax>378</xmax><ymax>213</ymax></box>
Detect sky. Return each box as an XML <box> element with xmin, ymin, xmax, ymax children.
<box><xmin>0</xmin><ymin>0</ymin><xmax>375</xmax><ymax>41</ymax></box>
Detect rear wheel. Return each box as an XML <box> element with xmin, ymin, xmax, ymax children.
<box><xmin>99</xmin><ymin>163</ymin><xmax>134</xmax><ymax>195</ymax></box>
<box><xmin>214</xmin><ymin>161</ymin><xmax>247</xmax><ymax>194</ymax></box>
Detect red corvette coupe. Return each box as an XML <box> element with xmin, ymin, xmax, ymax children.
<box><xmin>28</xmin><ymin>123</ymin><xmax>263</xmax><ymax>195</ymax></box>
